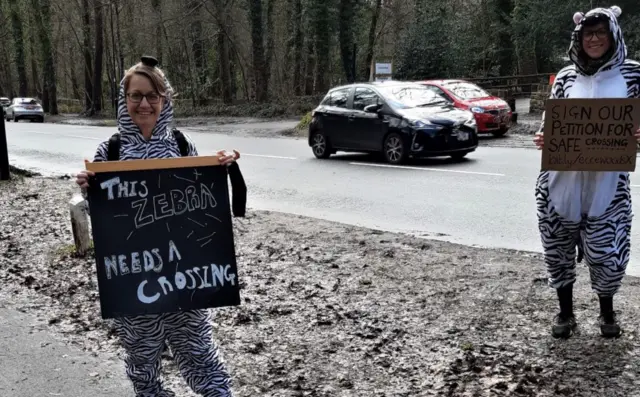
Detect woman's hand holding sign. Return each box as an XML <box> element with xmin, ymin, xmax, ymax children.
<box><xmin>533</xmin><ymin>132</ymin><xmax>544</xmax><ymax>150</ymax></box>
<box><xmin>217</xmin><ymin>150</ymin><xmax>240</xmax><ymax>166</ymax></box>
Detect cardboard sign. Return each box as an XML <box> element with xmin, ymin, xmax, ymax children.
<box><xmin>541</xmin><ymin>98</ymin><xmax>640</xmax><ymax>171</ymax></box>
<box><xmin>85</xmin><ymin>156</ymin><xmax>241</xmax><ymax>319</ymax></box>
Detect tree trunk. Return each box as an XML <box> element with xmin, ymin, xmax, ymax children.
<box><xmin>339</xmin><ymin>0</ymin><xmax>356</xmax><ymax>83</ymax></box>
<box><xmin>108</xmin><ymin>0</ymin><xmax>118</xmax><ymax>114</ymax></box>
<box><xmin>264</xmin><ymin>0</ymin><xmax>274</xmax><ymax>98</ymax></box>
<box><xmin>189</xmin><ymin>0</ymin><xmax>206</xmax><ymax>106</ymax></box>
<box><xmin>114</xmin><ymin>0</ymin><xmax>124</xmax><ymax>79</ymax></box>
<box><xmin>304</xmin><ymin>36</ymin><xmax>315</xmax><ymax>95</ymax></box>
<box><xmin>493</xmin><ymin>0</ymin><xmax>514</xmax><ymax>76</ymax></box>
<box><xmin>92</xmin><ymin>0</ymin><xmax>104</xmax><ymax>114</ymax></box>
<box><xmin>82</xmin><ymin>0</ymin><xmax>93</xmax><ymax>112</ymax></box>
<box><xmin>292</xmin><ymin>0</ymin><xmax>303</xmax><ymax>96</ymax></box>
<box><xmin>218</xmin><ymin>29</ymin><xmax>233</xmax><ymax>104</ymax></box>
<box><xmin>151</xmin><ymin>0</ymin><xmax>162</xmax><ymax>64</ymax></box>
<box><xmin>249</xmin><ymin>0</ymin><xmax>266</xmax><ymax>102</ymax></box>
<box><xmin>9</xmin><ymin>0</ymin><xmax>28</xmax><ymax>97</ymax></box>
<box><xmin>28</xmin><ymin>26</ymin><xmax>41</xmax><ymax>98</ymax></box>
<box><xmin>284</xmin><ymin>0</ymin><xmax>295</xmax><ymax>94</ymax></box>
<box><xmin>363</xmin><ymin>0</ymin><xmax>382</xmax><ymax>81</ymax></box>
<box><xmin>313</xmin><ymin>1</ymin><xmax>329</xmax><ymax>93</ymax></box>
<box><xmin>33</xmin><ymin>0</ymin><xmax>58</xmax><ymax>114</ymax></box>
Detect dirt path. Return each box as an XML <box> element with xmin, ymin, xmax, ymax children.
<box><xmin>2</xmin><ymin>175</ymin><xmax>640</xmax><ymax>396</ymax></box>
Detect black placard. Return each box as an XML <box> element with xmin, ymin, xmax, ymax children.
<box><xmin>86</xmin><ymin>158</ymin><xmax>240</xmax><ymax>319</ymax></box>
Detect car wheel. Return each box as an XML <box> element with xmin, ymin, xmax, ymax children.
<box><xmin>13</xmin><ymin>115</ymin><xmax>18</xmax><ymax>122</ymax></box>
<box><xmin>383</xmin><ymin>133</ymin><xmax>407</xmax><ymax>164</ymax></box>
<box><xmin>311</xmin><ymin>132</ymin><xmax>331</xmax><ymax>159</ymax></box>
<box><xmin>450</xmin><ymin>151</ymin><xmax>469</xmax><ymax>160</ymax></box>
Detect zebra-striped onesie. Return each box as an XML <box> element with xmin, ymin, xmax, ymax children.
<box><xmin>91</xmin><ymin>69</ymin><xmax>233</xmax><ymax>397</ymax></box>
<box><xmin>536</xmin><ymin>6</ymin><xmax>640</xmax><ymax>297</ymax></box>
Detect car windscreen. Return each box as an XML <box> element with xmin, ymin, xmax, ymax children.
<box><xmin>442</xmin><ymin>82</ymin><xmax>489</xmax><ymax>99</ymax></box>
<box><xmin>377</xmin><ymin>85</ymin><xmax>448</xmax><ymax>109</ymax></box>
<box><xmin>18</xmin><ymin>99</ymin><xmax>39</xmax><ymax>105</ymax></box>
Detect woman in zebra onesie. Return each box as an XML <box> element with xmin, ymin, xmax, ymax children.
<box><xmin>76</xmin><ymin>56</ymin><xmax>238</xmax><ymax>396</ymax></box>
<box><xmin>533</xmin><ymin>5</ymin><xmax>640</xmax><ymax>339</ymax></box>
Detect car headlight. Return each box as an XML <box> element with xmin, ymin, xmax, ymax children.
<box><xmin>464</xmin><ymin>117</ymin><xmax>476</xmax><ymax>127</ymax></box>
<box><xmin>470</xmin><ymin>107</ymin><xmax>484</xmax><ymax>113</ymax></box>
<box><xmin>410</xmin><ymin>119</ymin><xmax>444</xmax><ymax>130</ymax></box>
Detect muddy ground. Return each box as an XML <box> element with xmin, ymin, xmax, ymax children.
<box><xmin>3</xmin><ymin>175</ymin><xmax>640</xmax><ymax>397</ymax></box>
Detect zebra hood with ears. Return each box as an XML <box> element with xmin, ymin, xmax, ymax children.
<box><xmin>93</xmin><ymin>57</ymin><xmax>198</xmax><ymax>162</ymax></box>
<box><xmin>569</xmin><ymin>5</ymin><xmax>626</xmax><ymax>76</ymax></box>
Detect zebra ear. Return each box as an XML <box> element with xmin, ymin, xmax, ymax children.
<box><xmin>610</xmin><ymin>5</ymin><xmax>622</xmax><ymax>18</ymax></box>
<box><xmin>573</xmin><ymin>11</ymin><xmax>585</xmax><ymax>25</ymax></box>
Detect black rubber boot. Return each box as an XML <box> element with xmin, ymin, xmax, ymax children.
<box><xmin>598</xmin><ymin>295</ymin><xmax>621</xmax><ymax>338</ymax></box>
<box><xmin>552</xmin><ymin>284</ymin><xmax>576</xmax><ymax>339</ymax></box>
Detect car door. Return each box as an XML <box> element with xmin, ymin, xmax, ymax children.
<box><xmin>321</xmin><ymin>87</ymin><xmax>354</xmax><ymax>149</ymax></box>
<box><xmin>424</xmin><ymin>84</ymin><xmax>455</xmax><ymax>105</ymax></box>
<box><xmin>350</xmin><ymin>87</ymin><xmax>388</xmax><ymax>151</ymax></box>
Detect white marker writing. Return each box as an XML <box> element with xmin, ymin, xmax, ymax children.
<box><xmin>135</xmin><ymin>264</ymin><xmax>237</xmax><ymax>304</ymax></box>
<box><xmin>100</xmin><ymin>177</ymin><xmax>121</xmax><ymax>200</ymax></box>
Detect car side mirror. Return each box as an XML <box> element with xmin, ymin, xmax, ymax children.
<box><xmin>364</xmin><ymin>104</ymin><xmax>382</xmax><ymax>113</ymax></box>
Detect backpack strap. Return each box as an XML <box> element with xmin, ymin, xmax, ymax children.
<box><xmin>107</xmin><ymin>133</ymin><xmax>121</xmax><ymax>161</ymax></box>
<box><xmin>227</xmin><ymin>162</ymin><xmax>246</xmax><ymax>217</ymax></box>
<box><xmin>172</xmin><ymin>128</ymin><xmax>190</xmax><ymax>157</ymax></box>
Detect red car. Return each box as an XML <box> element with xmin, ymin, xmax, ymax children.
<box><xmin>417</xmin><ymin>79</ymin><xmax>512</xmax><ymax>137</ymax></box>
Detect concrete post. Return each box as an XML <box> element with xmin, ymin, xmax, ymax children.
<box><xmin>69</xmin><ymin>194</ymin><xmax>91</xmax><ymax>256</ymax></box>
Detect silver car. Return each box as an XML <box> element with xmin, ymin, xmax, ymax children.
<box><xmin>5</xmin><ymin>97</ymin><xmax>44</xmax><ymax>122</ymax></box>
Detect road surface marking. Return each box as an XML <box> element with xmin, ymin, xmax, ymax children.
<box><xmin>242</xmin><ymin>153</ymin><xmax>297</xmax><ymax>160</ymax></box>
<box><xmin>29</xmin><ymin>131</ymin><xmax>102</xmax><ymax>140</ymax></box>
<box><xmin>349</xmin><ymin>162</ymin><xmax>505</xmax><ymax>176</ymax></box>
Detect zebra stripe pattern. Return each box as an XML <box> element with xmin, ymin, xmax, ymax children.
<box><xmin>536</xmin><ymin>172</ymin><xmax>632</xmax><ymax>296</ymax></box>
<box><xmin>114</xmin><ymin>310</ymin><xmax>232</xmax><ymax>397</ymax></box>
<box><xmin>92</xmin><ymin>70</ymin><xmax>233</xmax><ymax>396</ymax></box>
<box><xmin>535</xmin><ymin>6</ymin><xmax>640</xmax><ymax>297</ymax></box>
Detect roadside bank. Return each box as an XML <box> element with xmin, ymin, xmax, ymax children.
<box><xmin>2</xmin><ymin>173</ymin><xmax>640</xmax><ymax>397</ymax></box>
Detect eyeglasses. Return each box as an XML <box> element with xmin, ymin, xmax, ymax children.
<box><xmin>583</xmin><ymin>29</ymin><xmax>609</xmax><ymax>41</ymax></box>
<box><xmin>126</xmin><ymin>92</ymin><xmax>162</xmax><ymax>104</ymax></box>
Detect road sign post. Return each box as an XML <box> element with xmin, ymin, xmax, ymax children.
<box><xmin>0</xmin><ymin>111</ymin><xmax>9</xmax><ymax>180</ymax></box>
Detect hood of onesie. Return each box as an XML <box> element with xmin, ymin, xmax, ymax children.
<box><xmin>569</xmin><ymin>5</ymin><xmax>626</xmax><ymax>76</ymax></box>
<box><xmin>116</xmin><ymin>60</ymin><xmax>175</xmax><ymax>143</ymax></box>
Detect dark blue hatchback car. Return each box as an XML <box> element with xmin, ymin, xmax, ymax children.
<box><xmin>308</xmin><ymin>81</ymin><xmax>479</xmax><ymax>164</ymax></box>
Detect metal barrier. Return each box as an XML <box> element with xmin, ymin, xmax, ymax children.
<box><xmin>463</xmin><ymin>73</ymin><xmax>554</xmax><ymax>98</ymax></box>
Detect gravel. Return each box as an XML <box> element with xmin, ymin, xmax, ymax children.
<box><xmin>3</xmin><ymin>174</ymin><xmax>640</xmax><ymax>396</ymax></box>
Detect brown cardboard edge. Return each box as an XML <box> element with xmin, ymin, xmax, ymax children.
<box><xmin>85</xmin><ymin>156</ymin><xmax>221</xmax><ymax>172</ymax></box>
<box><xmin>540</xmin><ymin>98</ymin><xmax>640</xmax><ymax>171</ymax></box>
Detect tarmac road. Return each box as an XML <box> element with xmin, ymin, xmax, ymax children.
<box><xmin>0</xmin><ymin>294</ymin><xmax>134</xmax><ymax>397</ymax></box>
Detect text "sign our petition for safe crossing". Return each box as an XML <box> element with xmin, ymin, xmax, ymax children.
<box><xmin>541</xmin><ymin>98</ymin><xmax>640</xmax><ymax>172</ymax></box>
